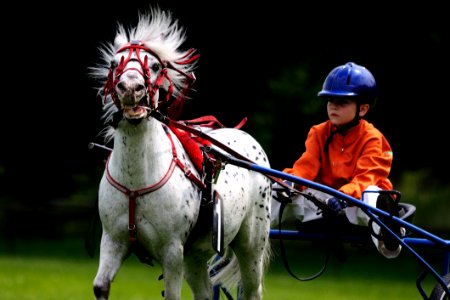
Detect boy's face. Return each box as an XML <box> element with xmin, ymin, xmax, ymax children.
<box><xmin>326</xmin><ymin>98</ymin><xmax>359</xmax><ymax>127</ymax></box>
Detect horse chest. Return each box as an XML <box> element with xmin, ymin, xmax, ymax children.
<box><xmin>99</xmin><ymin>169</ymin><xmax>201</xmax><ymax>234</ymax></box>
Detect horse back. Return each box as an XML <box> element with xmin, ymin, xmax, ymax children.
<box><xmin>207</xmin><ymin>128</ymin><xmax>272</xmax><ymax>243</ymax></box>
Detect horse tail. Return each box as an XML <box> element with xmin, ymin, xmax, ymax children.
<box><xmin>208</xmin><ymin>241</ymin><xmax>272</xmax><ymax>292</ymax></box>
<box><xmin>208</xmin><ymin>247</ymin><xmax>240</xmax><ymax>290</ymax></box>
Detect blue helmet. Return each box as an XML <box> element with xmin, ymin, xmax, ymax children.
<box><xmin>318</xmin><ymin>62</ymin><xmax>377</xmax><ymax>106</ymax></box>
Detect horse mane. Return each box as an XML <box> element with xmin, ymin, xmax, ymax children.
<box><xmin>90</xmin><ymin>6</ymin><xmax>198</xmax><ymax>143</ymax></box>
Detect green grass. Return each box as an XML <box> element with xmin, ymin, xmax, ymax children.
<box><xmin>0</xmin><ymin>238</ymin><xmax>445</xmax><ymax>299</ymax></box>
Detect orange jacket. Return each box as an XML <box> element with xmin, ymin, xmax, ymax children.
<box><xmin>283</xmin><ymin>119</ymin><xmax>393</xmax><ymax>200</ymax></box>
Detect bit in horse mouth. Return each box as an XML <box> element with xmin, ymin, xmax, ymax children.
<box><xmin>122</xmin><ymin>105</ymin><xmax>148</xmax><ymax>121</ymax></box>
<box><xmin>121</xmin><ymin>96</ymin><xmax>149</xmax><ymax>116</ymax></box>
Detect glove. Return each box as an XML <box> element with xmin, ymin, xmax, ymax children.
<box><xmin>326</xmin><ymin>197</ymin><xmax>347</xmax><ymax>213</ymax></box>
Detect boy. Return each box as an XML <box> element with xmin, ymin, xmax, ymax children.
<box><xmin>271</xmin><ymin>62</ymin><xmax>404</xmax><ymax>259</ymax></box>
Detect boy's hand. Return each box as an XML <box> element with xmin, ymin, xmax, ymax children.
<box><xmin>326</xmin><ymin>197</ymin><xmax>347</xmax><ymax>213</ymax></box>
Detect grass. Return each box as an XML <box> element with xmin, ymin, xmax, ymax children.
<box><xmin>0</xmin><ymin>238</ymin><xmax>446</xmax><ymax>300</ymax></box>
<box><xmin>266</xmin><ymin>240</ymin><xmax>444</xmax><ymax>300</ymax></box>
<box><xmin>1</xmin><ymin>167</ymin><xmax>449</xmax><ymax>299</ymax></box>
<box><xmin>0</xmin><ymin>238</ymin><xmax>180</xmax><ymax>300</ymax></box>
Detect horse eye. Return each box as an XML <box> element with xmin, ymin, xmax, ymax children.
<box><xmin>151</xmin><ymin>63</ymin><xmax>160</xmax><ymax>72</ymax></box>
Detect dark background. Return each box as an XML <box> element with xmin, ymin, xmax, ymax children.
<box><xmin>0</xmin><ymin>1</ymin><xmax>448</xmax><ymax>238</ymax></box>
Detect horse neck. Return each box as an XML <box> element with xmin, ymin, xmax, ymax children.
<box><xmin>108</xmin><ymin>117</ymin><xmax>174</xmax><ymax>189</ymax></box>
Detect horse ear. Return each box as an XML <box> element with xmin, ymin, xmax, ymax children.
<box><xmin>114</xmin><ymin>35</ymin><xmax>128</xmax><ymax>49</ymax></box>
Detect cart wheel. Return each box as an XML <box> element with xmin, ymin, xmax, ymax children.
<box><xmin>429</xmin><ymin>272</ymin><xmax>450</xmax><ymax>300</ymax></box>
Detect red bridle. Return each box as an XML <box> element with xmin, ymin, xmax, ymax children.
<box><xmin>103</xmin><ymin>40</ymin><xmax>199</xmax><ymax>118</ymax></box>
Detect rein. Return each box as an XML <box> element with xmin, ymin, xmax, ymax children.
<box><xmin>99</xmin><ymin>111</ymin><xmax>284</xmax><ymax>245</ymax></box>
<box><xmin>150</xmin><ymin>110</ymin><xmax>287</xmax><ymax>186</ymax></box>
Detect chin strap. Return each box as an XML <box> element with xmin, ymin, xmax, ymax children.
<box><xmin>324</xmin><ymin>118</ymin><xmax>360</xmax><ymax>153</ymax></box>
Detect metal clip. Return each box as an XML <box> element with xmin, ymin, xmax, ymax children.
<box><xmin>212</xmin><ymin>160</ymin><xmax>225</xmax><ymax>184</ymax></box>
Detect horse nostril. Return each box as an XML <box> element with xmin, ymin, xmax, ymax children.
<box><xmin>135</xmin><ymin>84</ymin><xmax>145</xmax><ymax>93</ymax></box>
<box><xmin>116</xmin><ymin>82</ymin><xmax>126</xmax><ymax>93</ymax></box>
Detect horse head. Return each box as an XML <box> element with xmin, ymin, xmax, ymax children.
<box><xmin>105</xmin><ymin>40</ymin><xmax>164</xmax><ymax>120</ymax></box>
<box><xmin>92</xmin><ymin>7</ymin><xmax>199</xmax><ymax>124</ymax></box>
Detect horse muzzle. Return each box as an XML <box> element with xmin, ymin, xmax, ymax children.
<box><xmin>116</xmin><ymin>79</ymin><xmax>149</xmax><ymax>120</ymax></box>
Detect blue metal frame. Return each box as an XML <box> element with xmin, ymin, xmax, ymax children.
<box><xmin>211</xmin><ymin>152</ymin><xmax>450</xmax><ymax>299</ymax></box>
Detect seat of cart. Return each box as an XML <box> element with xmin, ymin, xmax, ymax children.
<box><xmin>271</xmin><ymin>202</ymin><xmax>416</xmax><ymax>246</ymax></box>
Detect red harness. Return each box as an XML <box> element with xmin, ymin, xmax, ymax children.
<box><xmin>105</xmin><ymin>124</ymin><xmax>205</xmax><ymax>242</ymax></box>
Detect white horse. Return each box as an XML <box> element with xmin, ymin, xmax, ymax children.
<box><xmin>90</xmin><ymin>7</ymin><xmax>272</xmax><ymax>300</ymax></box>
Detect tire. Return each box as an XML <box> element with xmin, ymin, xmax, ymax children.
<box><xmin>430</xmin><ymin>272</ymin><xmax>450</xmax><ymax>300</ymax></box>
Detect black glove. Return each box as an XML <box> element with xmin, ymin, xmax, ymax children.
<box><xmin>326</xmin><ymin>197</ymin><xmax>347</xmax><ymax>213</ymax></box>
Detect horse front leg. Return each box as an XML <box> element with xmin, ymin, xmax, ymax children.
<box><xmin>93</xmin><ymin>232</ymin><xmax>129</xmax><ymax>300</ymax></box>
<box><xmin>160</xmin><ymin>241</ymin><xmax>185</xmax><ymax>300</ymax></box>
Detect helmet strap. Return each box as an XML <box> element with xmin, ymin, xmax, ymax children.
<box><xmin>324</xmin><ymin>117</ymin><xmax>360</xmax><ymax>153</ymax></box>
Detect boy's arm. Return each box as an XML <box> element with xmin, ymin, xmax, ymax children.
<box><xmin>339</xmin><ymin>135</ymin><xmax>393</xmax><ymax>199</ymax></box>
